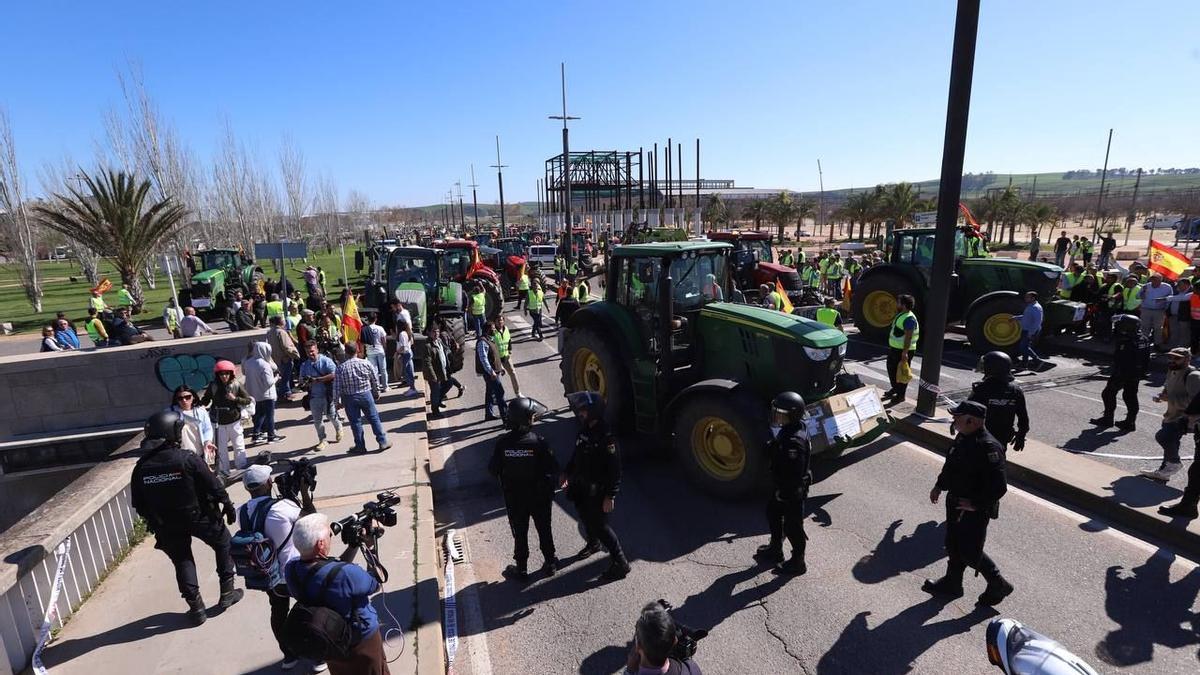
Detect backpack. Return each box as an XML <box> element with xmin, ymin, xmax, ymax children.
<box><xmin>283</xmin><ymin>561</ymin><xmax>354</xmax><ymax>661</ymax></box>
<box><xmin>230</xmin><ymin>498</ymin><xmax>293</xmax><ymax>591</ymax></box>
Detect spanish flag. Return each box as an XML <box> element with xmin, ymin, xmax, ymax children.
<box><xmin>1148</xmin><ymin>240</ymin><xmax>1191</xmax><ymax>281</ymax></box>
<box><xmin>342</xmin><ymin>292</ymin><xmax>363</xmax><ymax>344</ymax></box>
<box><xmin>91</xmin><ymin>278</ymin><xmax>112</xmax><ymax>294</ymax></box>
<box><xmin>775</xmin><ymin>279</ymin><xmax>794</xmax><ymax>314</ymax></box>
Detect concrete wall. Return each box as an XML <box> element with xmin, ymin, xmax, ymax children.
<box><xmin>0</xmin><ymin>329</ymin><xmax>267</xmax><ymax>441</ymax></box>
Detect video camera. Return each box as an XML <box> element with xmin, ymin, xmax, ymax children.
<box><xmin>656</xmin><ymin>599</ymin><xmax>708</xmax><ymax>662</ymax></box>
<box><xmin>329</xmin><ymin>491</ymin><xmax>403</xmax><ymax>583</ymax></box>
<box><xmin>251</xmin><ymin>452</ymin><xmax>319</xmax><ymax>513</ymax></box>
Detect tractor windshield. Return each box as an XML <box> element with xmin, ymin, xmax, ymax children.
<box><xmin>441</xmin><ymin>249</ymin><xmax>472</xmax><ymax>279</ymax></box>
<box><xmin>744</xmin><ymin>239</ymin><xmax>773</xmax><ymax>264</ymax></box>
<box><xmin>494</xmin><ymin>239</ymin><xmax>527</xmax><ymax>257</ymax></box>
<box><xmin>389</xmin><ymin>254</ymin><xmax>438</xmax><ymax>292</ymax></box>
<box><xmin>199</xmin><ymin>251</ymin><xmax>235</xmax><ymax>271</ymax></box>
<box><xmin>670</xmin><ymin>251</ymin><xmax>729</xmax><ymax>311</ymax></box>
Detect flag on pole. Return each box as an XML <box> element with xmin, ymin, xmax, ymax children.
<box><xmin>775</xmin><ymin>279</ymin><xmax>794</xmax><ymax>314</ymax></box>
<box><xmin>1148</xmin><ymin>240</ymin><xmax>1191</xmax><ymax>281</ymax></box>
<box><xmin>342</xmin><ymin>292</ymin><xmax>363</xmax><ymax>344</ymax></box>
<box><xmin>841</xmin><ymin>277</ymin><xmax>852</xmax><ymax>313</ymax></box>
<box><xmin>91</xmin><ymin>278</ymin><xmax>112</xmax><ymax>294</ymax></box>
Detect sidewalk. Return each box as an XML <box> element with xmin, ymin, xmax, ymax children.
<box><xmin>36</xmin><ymin>381</ymin><xmax>444</xmax><ymax>675</ymax></box>
<box><xmin>890</xmin><ymin>400</ymin><xmax>1200</xmax><ymax>560</ymax></box>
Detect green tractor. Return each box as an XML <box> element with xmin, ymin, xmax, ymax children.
<box><xmin>375</xmin><ymin>245</ymin><xmax>469</xmax><ymax>372</ymax></box>
<box><xmin>560</xmin><ymin>240</ymin><xmax>855</xmax><ymax>499</ymax></box>
<box><xmin>180</xmin><ymin>248</ymin><xmax>265</xmax><ymax>312</ymax></box>
<box><xmin>851</xmin><ymin>228</ymin><xmax>1086</xmax><ymax>353</ymax></box>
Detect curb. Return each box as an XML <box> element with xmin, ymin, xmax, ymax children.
<box><xmin>411</xmin><ymin>377</ymin><xmax>446</xmax><ymax>675</ymax></box>
<box><xmin>889</xmin><ymin>402</ymin><xmax>1200</xmax><ymax>561</ymax></box>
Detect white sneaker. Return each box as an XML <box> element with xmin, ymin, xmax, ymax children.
<box><xmin>314</xmin><ymin>440</ymin><xmax>327</xmax><ymax>452</ymax></box>
<box><xmin>312</xmin><ymin>663</ymin><xmax>327</xmax><ymax>673</ymax></box>
<box><xmin>1143</xmin><ymin>462</ymin><xmax>1184</xmax><ymax>481</ymax></box>
<box><xmin>334</xmin><ymin>430</ymin><xmax>343</xmax><ymax>443</ymax></box>
<box><xmin>280</xmin><ymin>657</ymin><xmax>298</xmax><ymax>670</ymax></box>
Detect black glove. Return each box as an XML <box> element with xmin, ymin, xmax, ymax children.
<box><xmin>1012</xmin><ymin>435</ymin><xmax>1026</xmax><ymax>452</ymax></box>
<box><xmin>222</xmin><ymin>502</ymin><xmax>237</xmax><ymax>525</ymax></box>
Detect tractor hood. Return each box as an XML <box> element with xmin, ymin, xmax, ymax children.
<box><xmin>698</xmin><ymin>302</ymin><xmax>846</xmax><ymax>348</ymax></box>
<box><xmin>191</xmin><ymin>269</ymin><xmax>223</xmax><ymax>283</ymax></box>
<box><xmin>758</xmin><ymin>261</ymin><xmax>794</xmax><ymax>274</ymax></box>
<box><xmin>962</xmin><ymin>257</ymin><xmax>1062</xmax><ymax>277</ymax></box>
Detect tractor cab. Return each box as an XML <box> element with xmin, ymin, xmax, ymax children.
<box><xmin>891</xmin><ymin>228</ymin><xmax>969</xmax><ymax>275</ymax></box>
<box><xmin>195</xmin><ymin>249</ymin><xmax>241</xmax><ymax>272</ymax></box>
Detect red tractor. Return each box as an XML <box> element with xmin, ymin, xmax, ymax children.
<box><xmin>432</xmin><ymin>238</ymin><xmax>504</xmax><ymax>319</ymax></box>
<box><xmin>490</xmin><ymin>237</ymin><xmax>535</xmax><ymax>297</ymax></box>
<box><xmin>708</xmin><ymin>230</ymin><xmax>816</xmax><ymax>306</ymax></box>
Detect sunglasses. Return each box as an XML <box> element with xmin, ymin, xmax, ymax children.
<box><xmin>176</xmin><ymin>393</ymin><xmax>194</xmax><ymax>401</ymax></box>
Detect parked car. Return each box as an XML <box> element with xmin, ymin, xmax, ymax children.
<box><xmin>1143</xmin><ymin>215</ymin><xmax>1183</xmax><ymax>230</ymax></box>
<box><xmin>527</xmin><ymin>244</ymin><xmax>557</xmax><ymax>269</ymax></box>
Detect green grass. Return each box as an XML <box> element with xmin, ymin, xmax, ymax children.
<box><xmin>0</xmin><ymin>248</ymin><xmax>367</xmax><ymax>335</ymax></box>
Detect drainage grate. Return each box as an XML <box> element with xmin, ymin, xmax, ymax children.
<box><xmin>445</xmin><ymin>529</ymin><xmax>467</xmax><ymax>565</ymax></box>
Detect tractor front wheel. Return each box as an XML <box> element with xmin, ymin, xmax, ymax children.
<box><xmin>851</xmin><ymin>272</ymin><xmax>919</xmax><ymax>342</ymax></box>
<box><xmin>672</xmin><ymin>393</ymin><xmax>768</xmax><ymax>499</ymax></box>
<box><xmin>560</xmin><ymin>327</ymin><xmax>629</xmax><ymax>426</ymax></box>
<box><xmin>966</xmin><ymin>295</ymin><xmax>1026</xmax><ymax>354</ymax></box>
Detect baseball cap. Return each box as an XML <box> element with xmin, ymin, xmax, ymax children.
<box><xmin>243</xmin><ymin>464</ymin><xmax>273</xmax><ymax>488</ymax></box>
<box><xmin>1167</xmin><ymin>347</ymin><xmax>1191</xmax><ymax>359</ymax></box>
<box><xmin>949</xmin><ymin>401</ymin><xmax>988</xmax><ymax>419</ymax></box>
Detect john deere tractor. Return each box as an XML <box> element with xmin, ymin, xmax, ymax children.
<box><xmin>851</xmin><ymin>228</ymin><xmax>1086</xmax><ymax>353</ymax></box>
<box><xmin>560</xmin><ymin>240</ymin><xmax>855</xmax><ymax>499</ymax></box>
<box><xmin>179</xmin><ymin>249</ymin><xmax>265</xmax><ymax>312</ymax></box>
<box><xmin>369</xmin><ymin>245</ymin><xmax>469</xmax><ymax>374</ymax></box>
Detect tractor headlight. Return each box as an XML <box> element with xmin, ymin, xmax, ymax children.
<box><xmin>1042</xmin><ymin>271</ymin><xmax>1059</xmax><ymax>280</ymax></box>
<box><xmin>837</xmin><ymin>343</ymin><xmax>847</xmax><ymax>357</ymax></box>
<box><xmin>804</xmin><ymin>346</ymin><xmax>831</xmax><ymax>361</ymax></box>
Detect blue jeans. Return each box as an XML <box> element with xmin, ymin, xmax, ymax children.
<box><xmin>276</xmin><ymin>360</ymin><xmax>293</xmax><ymax>398</ymax></box>
<box><xmin>309</xmin><ymin>395</ymin><xmax>341</xmax><ymax>441</ymax></box>
<box><xmin>395</xmin><ymin>351</ymin><xmax>415</xmax><ymax>388</ymax></box>
<box><xmin>1018</xmin><ymin>330</ymin><xmax>1041</xmax><ymax>362</ymax></box>
<box><xmin>1156</xmin><ymin>417</ymin><xmax>1189</xmax><ymax>465</ymax></box>
<box><xmin>530</xmin><ymin>311</ymin><xmax>544</xmax><ymax>339</ymax></box>
<box><xmin>342</xmin><ymin>391</ymin><xmax>387</xmax><ymax>449</ymax></box>
<box><xmin>366</xmin><ymin>350</ymin><xmax>388</xmax><ymax>391</ymax></box>
<box><xmin>252</xmin><ymin>398</ymin><xmax>277</xmax><ymax>438</ymax></box>
<box><xmin>470</xmin><ymin>313</ymin><xmax>485</xmax><ymax>338</ymax></box>
<box><xmin>484</xmin><ymin>375</ymin><xmax>507</xmax><ymax>418</ymax></box>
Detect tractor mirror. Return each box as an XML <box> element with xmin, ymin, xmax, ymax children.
<box><xmin>354</xmin><ymin>250</ymin><xmax>364</xmax><ymax>272</ymax></box>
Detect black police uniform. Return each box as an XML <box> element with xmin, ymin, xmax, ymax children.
<box><xmin>968</xmin><ymin>377</ymin><xmax>1029</xmax><ymax>448</ymax></box>
<box><xmin>488</xmin><ymin>428</ymin><xmax>560</xmax><ymax>570</ymax></box>
<box><xmin>565</xmin><ymin>419</ymin><xmax>627</xmax><ymax>566</ymax></box>
<box><xmin>131</xmin><ymin>439</ymin><xmax>237</xmax><ymax>605</ymax></box>
<box><xmin>1099</xmin><ymin>331</ymin><xmax>1151</xmax><ymax>424</ymax></box>
<box><xmin>765</xmin><ymin>423</ymin><xmax>812</xmax><ymax>564</ymax></box>
<box><xmin>934</xmin><ymin>425</ymin><xmax>1008</xmax><ymax>584</ymax></box>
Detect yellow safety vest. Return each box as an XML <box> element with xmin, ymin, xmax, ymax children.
<box><xmin>89</xmin><ymin>296</ymin><xmax>107</xmax><ymax>312</ymax></box>
<box><xmin>1123</xmin><ymin>286</ymin><xmax>1142</xmax><ymax>311</ymax></box>
<box><xmin>527</xmin><ymin>288</ymin><xmax>544</xmax><ymax>310</ymax></box>
<box><xmin>826</xmin><ymin>262</ymin><xmax>844</xmax><ymax>279</ymax></box>
<box><xmin>1059</xmin><ymin>271</ymin><xmax>1082</xmax><ymax>298</ymax></box>
<box><xmin>816</xmin><ymin>307</ymin><xmax>839</xmax><ymax>326</ymax></box>
<box><xmin>889</xmin><ymin>310</ymin><xmax>919</xmax><ymax>350</ymax></box>
<box><xmin>470</xmin><ymin>291</ymin><xmax>487</xmax><ymax>316</ymax></box>
<box><xmin>118</xmin><ymin>289</ymin><xmax>134</xmax><ymax>307</ymax></box>
<box><xmin>517</xmin><ymin>274</ymin><xmax>530</xmax><ymax>291</ymax></box>
<box><xmin>768</xmin><ymin>291</ymin><xmax>784</xmax><ymax>311</ymax></box>
<box><xmin>575</xmin><ymin>283</ymin><xmax>588</xmax><ymax>302</ymax></box>
<box><xmin>494</xmin><ymin>326</ymin><xmax>511</xmax><ymax>359</ymax></box>
<box><xmin>569</xmin><ymin>261</ymin><xmax>579</xmax><ymax>276</ymax></box>
<box><xmin>266</xmin><ymin>300</ymin><xmax>284</xmax><ymax>318</ymax></box>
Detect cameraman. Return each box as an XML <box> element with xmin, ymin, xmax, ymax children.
<box><xmin>287</xmin><ymin>513</ymin><xmax>389</xmax><ymax>675</ymax></box>
<box><xmin>624</xmin><ymin>601</ymin><xmax>703</xmax><ymax>675</ymax></box>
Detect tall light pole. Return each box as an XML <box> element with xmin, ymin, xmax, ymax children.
<box><xmin>455</xmin><ymin>181</ymin><xmax>465</xmax><ymax>232</ymax></box>
<box><xmin>492</xmin><ymin>136</ymin><xmax>508</xmax><ymax>237</ymax></box>
<box><xmin>549</xmin><ymin>62</ymin><xmax>579</xmax><ymax>266</ymax></box>
<box><xmin>1091</xmin><ymin>128</ymin><xmax>1114</xmax><ymax>243</ymax></box>
<box><xmin>469</xmin><ymin>164</ymin><xmax>480</xmax><ymax>230</ymax></box>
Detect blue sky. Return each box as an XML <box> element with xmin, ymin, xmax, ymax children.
<box><xmin>4</xmin><ymin>1</ymin><xmax>1198</xmax><ymax>206</ymax></box>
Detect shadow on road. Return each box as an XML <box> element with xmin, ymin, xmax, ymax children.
<box><xmin>1095</xmin><ymin>548</ymin><xmax>1200</xmax><ymax>667</ymax></box>
<box><xmin>1061</xmin><ymin>427</ymin><xmax>1127</xmax><ymax>453</ymax></box>
<box><xmin>1103</xmin><ymin>475</ymin><xmax>1181</xmax><ymax>509</ymax></box>
<box><xmin>40</xmin><ymin>611</ymin><xmax>193</xmax><ymax>668</ymax></box>
<box><xmin>852</xmin><ymin>519</ymin><xmax>945</xmax><ymax>585</ymax></box>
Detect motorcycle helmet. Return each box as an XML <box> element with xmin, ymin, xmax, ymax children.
<box><xmin>1112</xmin><ymin>314</ymin><xmax>1141</xmax><ymax>338</ymax></box>
<box><xmin>567</xmin><ymin>390</ymin><xmax>605</xmax><ymax>422</ymax></box>
<box><xmin>214</xmin><ymin>360</ymin><xmax>236</xmax><ymax>375</ymax></box>
<box><xmin>770</xmin><ymin>391</ymin><xmax>807</xmax><ymax>427</ymax></box>
<box><xmin>144</xmin><ymin>410</ymin><xmax>185</xmax><ymax>443</ymax></box>
<box><xmin>976</xmin><ymin>351</ymin><xmax>1013</xmax><ymax>380</ymax></box>
<box><xmin>506</xmin><ymin>397</ymin><xmax>549</xmax><ymax>431</ymax></box>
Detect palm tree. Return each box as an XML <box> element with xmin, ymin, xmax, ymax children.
<box><xmin>766</xmin><ymin>191</ymin><xmax>797</xmax><ymax>243</ymax></box>
<box><xmin>842</xmin><ymin>191</ymin><xmax>876</xmax><ymax>240</ymax></box>
<box><xmin>882</xmin><ymin>182</ymin><xmax>921</xmax><ymax>231</ymax></box>
<box><xmin>702</xmin><ymin>193</ymin><xmax>729</xmax><ymax>228</ymax></box>
<box><xmin>793</xmin><ymin>196</ymin><xmax>817</xmax><ymax>240</ymax></box>
<box><xmin>35</xmin><ymin>169</ymin><xmax>188</xmax><ymax>308</ymax></box>
<box><xmin>743</xmin><ymin>199</ymin><xmax>768</xmax><ymax>231</ymax></box>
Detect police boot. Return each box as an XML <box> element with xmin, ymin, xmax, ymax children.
<box><xmin>600</xmin><ymin>556</ymin><xmax>631</xmax><ymax>581</ymax></box>
<box><xmin>1159</xmin><ymin>501</ymin><xmax>1200</xmax><ymax>519</ymax></box>
<box><xmin>185</xmin><ymin>596</ymin><xmax>207</xmax><ymax>626</ymax></box>
<box><xmin>753</xmin><ymin>543</ymin><xmax>784</xmax><ymax>564</ymax></box>
<box><xmin>1088</xmin><ymin>415</ymin><xmax>1113</xmax><ymax>428</ymax></box>
<box><xmin>1114</xmin><ymin>419</ymin><xmax>1136</xmax><ymax>432</ymax></box>
<box><xmin>502</xmin><ymin>563</ymin><xmax>529</xmax><ymax>581</ymax></box>
<box><xmin>577</xmin><ymin>541</ymin><xmax>602</xmax><ymax>559</ymax></box>
<box><xmin>775</xmin><ymin>557</ymin><xmax>807</xmax><ymax>576</ymax></box>
<box><xmin>921</xmin><ymin>565</ymin><xmax>965</xmax><ymax>599</ymax></box>
<box><xmin>217</xmin><ymin>578</ymin><xmax>244</xmax><ymax>609</ymax></box>
<box><xmin>976</xmin><ymin>573</ymin><xmax>1014</xmax><ymax>607</ymax></box>
<box><xmin>539</xmin><ymin>558</ymin><xmax>559</xmax><ymax>577</ymax></box>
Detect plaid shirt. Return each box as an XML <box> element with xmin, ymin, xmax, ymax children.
<box><xmin>333</xmin><ymin>356</ymin><xmax>379</xmax><ymax>400</ymax></box>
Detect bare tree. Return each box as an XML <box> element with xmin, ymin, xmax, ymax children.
<box><xmin>279</xmin><ymin>136</ymin><xmax>309</xmax><ymax>240</ymax></box>
<box><xmin>345</xmin><ymin>188</ymin><xmax>372</xmax><ymax>241</ymax></box>
<box><xmin>212</xmin><ymin>121</ymin><xmax>260</xmax><ymax>251</ymax></box>
<box><xmin>0</xmin><ymin>108</ymin><xmax>42</xmax><ymax>311</ymax></box>
<box><xmin>39</xmin><ymin>156</ymin><xmax>103</xmax><ymax>284</ymax></box>
<box><xmin>315</xmin><ymin>174</ymin><xmax>340</xmax><ymax>253</ymax></box>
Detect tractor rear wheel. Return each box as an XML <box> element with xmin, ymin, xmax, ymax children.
<box><xmin>851</xmin><ymin>272</ymin><xmax>918</xmax><ymax>342</ymax></box>
<box><xmin>966</xmin><ymin>295</ymin><xmax>1025</xmax><ymax>354</ymax></box>
<box><xmin>560</xmin><ymin>327</ymin><xmax>629</xmax><ymax>426</ymax></box>
<box><xmin>439</xmin><ymin>315</ymin><xmax>468</xmax><ymax>373</ymax></box>
<box><xmin>478</xmin><ymin>278</ymin><xmax>504</xmax><ymax>321</ymax></box>
<box><xmin>672</xmin><ymin>392</ymin><xmax>769</xmax><ymax>499</ymax></box>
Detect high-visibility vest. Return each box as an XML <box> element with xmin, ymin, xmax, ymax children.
<box><xmin>796</xmin><ymin>251</ymin><xmax>807</xmax><ymax>265</ymax></box>
<box><xmin>266</xmin><ymin>300</ymin><xmax>284</xmax><ymax>318</ymax></box>
<box><xmin>1060</xmin><ymin>271</ymin><xmax>1082</xmax><ymax>298</ymax></box>
<box><xmin>89</xmin><ymin>296</ymin><xmax>107</xmax><ymax>312</ymax></box>
<box><xmin>517</xmin><ymin>273</ymin><xmax>530</xmax><ymax>291</ymax></box>
<box><xmin>818</xmin><ymin>259</ymin><xmax>830</xmax><ymax>275</ymax></box>
<box><xmin>768</xmin><ymin>291</ymin><xmax>784</xmax><ymax>311</ymax></box>
<box><xmin>118</xmin><ymin>288</ymin><xmax>134</xmax><ymax>307</ymax></box>
<box><xmin>1123</xmin><ymin>286</ymin><xmax>1142</xmax><ymax>311</ymax></box>
<box><xmin>528</xmin><ymin>288</ymin><xmax>544</xmax><ymax>310</ymax></box>
<box><xmin>554</xmin><ymin>257</ymin><xmax>564</xmax><ymax>274</ymax></box>
<box><xmin>470</xmin><ymin>291</ymin><xmax>487</xmax><ymax>316</ymax></box>
<box><xmin>85</xmin><ymin>318</ymin><xmax>105</xmax><ymax>342</ymax></box>
<box><xmin>826</xmin><ymin>262</ymin><xmax>844</xmax><ymax>279</ymax></box>
<box><xmin>889</xmin><ymin>311</ymin><xmax>919</xmax><ymax>350</ymax></box>
<box><xmin>780</xmin><ymin>253</ymin><xmax>793</xmax><ymax>267</ymax></box>
<box><xmin>569</xmin><ymin>261</ymin><xmax>579</xmax><ymax>276</ymax></box>
<box><xmin>802</xmin><ymin>267</ymin><xmax>820</xmax><ymax>286</ymax></box>
<box><xmin>494</xmin><ymin>326</ymin><xmax>511</xmax><ymax>359</ymax></box>
<box><xmin>575</xmin><ymin>283</ymin><xmax>588</xmax><ymax>302</ymax></box>
<box><xmin>816</xmin><ymin>307</ymin><xmax>839</xmax><ymax>326</ymax></box>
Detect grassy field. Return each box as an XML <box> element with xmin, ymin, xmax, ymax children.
<box><xmin>0</xmin><ymin>248</ymin><xmax>367</xmax><ymax>335</ymax></box>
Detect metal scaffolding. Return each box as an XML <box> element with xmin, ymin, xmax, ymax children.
<box><xmin>544</xmin><ymin>150</ymin><xmax>642</xmax><ymax>214</ymax></box>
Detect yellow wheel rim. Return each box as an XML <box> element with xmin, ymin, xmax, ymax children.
<box><xmin>863</xmin><ymin>290</ymin><xmax>897</xmax><ymax>328</ymax></box>
<box><xmin>690</xmin><ymin>416</ymin><xmax>746</xmax><ymax>481</ymax></box>
<box><xmin>571</xmin><ymin>347</ymin><xmax>607</xmax><ymax>398</ymax></box>
<box><xmin>983</xmin><ymin>313</ymin><xmax>1021</xmax><ymax>347</ymax></box>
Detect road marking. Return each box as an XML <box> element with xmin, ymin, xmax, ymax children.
<box><xmin>1070</xmin><ymin>451</ymin><xmax>1195</xmax><ymax>461</ymax></box>
<box><xmin>1050</xmin><ymin>389</ymin><xmax>1159</xmax><ymax>418</ymax></box>
<box><xmin>902</xmin><ymin>441</ymin><xmax>1198</xmax><ymax>568</ymax></box>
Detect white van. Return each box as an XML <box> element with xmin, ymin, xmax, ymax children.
<box><xmin>1143</xmin><ymin>215</ymin><xmax>1183</xmax><ymax>230</ymax></box>
<box><xmin>527</xmin><ymin>244</ymin><xmax>557</xmax><ymax>269</ymax></box>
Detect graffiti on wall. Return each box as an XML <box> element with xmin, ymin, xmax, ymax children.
<box><xmin>156</xmin><ymin>353</ymin><xmax>219</xmax><ymax>393</ymax></box>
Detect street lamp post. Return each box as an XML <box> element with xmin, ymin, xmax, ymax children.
<box><xmin>492</xmin><ymin>136</ymin><xmax>508</xmax><ymax>237</ymax></box>
<box><xmin>469</xmin><ymin>164</ymin><xmax>480</xmax><ymax>230</ymax></box>
<box><xmin>549</xmin><ymin>62</ymin><xmax>580</xmax><ymax>268</ymax></box>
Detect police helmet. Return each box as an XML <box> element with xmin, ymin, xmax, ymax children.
<box><xmin>144</xmin><ymin>410</ymin><xmax>185</xmax><ymax>444</ymax></box>
<box><xmin>1112</xmin><ymin>314</ymin><xmax>1141</xmax><ymax>338</ymax></box>
<box><xmin>770</xmin><ymin>391</ymin><xmax>807</xmax><ymax>426</ymax></box>
<box><xmin>506</xmin><ymin>397</ymin><xmax>549</xmax><ymax>431</ymax></box>
<box><xmin>975</xmin><ymin>351</ymin><xmax>1013</xmax><ymax>379</ymax></box>
<box><xmin>567</xmin><ymin>390</ymin><xmax>605</xmax><ymax>421</ymax></box>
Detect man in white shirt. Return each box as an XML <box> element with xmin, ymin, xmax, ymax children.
<box><xmin>360</xmin><ymin>313</ymin><xmax>390</xmax><ymax>394</ymax></box>
<box><xmin>179</xmin><ymin>307</ymin><xmax>216</xmax><ymax>338</ymax></box>
<box><xmin>239</xmin><ymin>466</ymin><xmax>321</xmax><ymax>672</ymax></box>
<box><xmin>1137</xmin><ymin>274</ymin><xmax>1173</xmax><ymax>349</ymax></box>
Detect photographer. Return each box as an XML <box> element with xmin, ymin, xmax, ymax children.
<box><xmin>624</xmin><ymin>601</ymin><xmax>703</xmax><ymax>675</ymax></box>
<box><xmin>287</xmin><ymin>513</ymin><xmax>389</xmax><ymax>675</ymax></box>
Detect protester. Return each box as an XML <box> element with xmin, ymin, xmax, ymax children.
<box><xmin>235</xmin><ymin>300</ymin><xmax>258</xmax><ymax>331</ymax></box>
<box><xmin>179</xmin><ymin>306</ymin><xmax>215</xmax><ymax>338</ymax></box>
<box><xmin>201</xmin><ymin>360</ymin><xmax>252</xmax><ymax>476</ymax></box>
<box><xmin>163</xmin><ymin>297</ymin><xmax>184</xmax><ymax>339</ymax></box>
<box><xmin>1010</xmin><ymin>291</ymin><xmax>1044</xmax><ymax>367</ymax></box>
<box><xmin>423</xmin><ymin>324</ymin><xmax>450</xmax><ymax>417</ymax></box>
<box><xmin>333</xmin><ymin>342</ymin><xmax>391</xmax><ymax>454</ymax></box>
<box><xmin>53</xmin><ymin>319</ymin><xmax>81</xmax><ymax>350</ymax></box>
<box><xmin>438</xmin><ymin>321</ymin><xmax>466</xmax><ymax>398</ymax></box>
<box><xmin>494</xmin><ymin>314</ymin><xmax>521</xmax><ymax>397</ymax></box>
<box><xmin>477</xmin><ymin>321</ymin><xmax>508</xmax><ymax>422</ymax></box>
<box><xmin>1144</xmin><ymin>348</ymin><xmax>1200</xmax><ymax>481</ymax></box>
<box><xmin>244</xmin><ymin>341</ymin><xmax>285</xmax><ymax>445</ymax></box>
<box><xmin>267</xmin><ymin>315</ymin><xmax>301</xmax><ymax>399</ymax></box>
<box><xmin>360</xmin><ymin>313</ymin><xmax>390</xmax><ymax>394</ymax></box>
<box><xmin>299</xmin><ymin>341</ymin><xmax>342</xmax><ymax>452</ymax></box>
<box><xmin>1053</xmin><ymin>231</ymin><xmax>1070</xmax><ymax>268</ymax></box>
<box><xmin>169</xmin><ymin>385</ymin><xmax>216</xmax><ymax>464</ymax></box>
<box><xmin>526</xmin><ymin>279</ymin><xmax>550</xmax><ymax>341</ymax></box>
<box><xmin>1137</xmin><ymin>274</ymin><xmax>1172</xmax><ymax>349</ymax></box>
<box><xmin>84</xmin><ymin>307</ymin><xmax>110</xmax><ymax>347</ymax></box>
<box><xmin>40</xmin><ymin>326</ymin><xmax>64</xmax><ymax>352</ymax></box>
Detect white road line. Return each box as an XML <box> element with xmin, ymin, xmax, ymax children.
<box><xmin>1073</xmin><ymin>451</ymin><xmax>1195</xmax><ymax>461</ymax></box>
<box><xmin>1051</xmin><ymin>389</ymin><xmax>1159</xmax><ymax>418</ymax></box>
<box><xmin>902</xmin><ymin>441</ymin><xmax>1198</xmax><ymax>569</ymax></box>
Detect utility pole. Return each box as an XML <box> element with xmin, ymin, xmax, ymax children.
<box><xmin>916</xmin><ymin>0</ymin><xmax>981</xmax><ymax>417</ymax></box>
<box><xmin>455</xmin><ymin>181</ymin><xmax>465</xmax><ymax>232</ymax></box>
<box><xmin>469</xmin><ymin>164</ymin><xmax>480</xmax><ymax>230</ymax></box>
<box><xmin>492</xmin><ymin>136</ymin><xmax>508</xmax><ymax>237</ymax></box>
<box><xmin>819</xmin><ymin>159</ymin><xmax>830</xmax><ymax>243</ymax></box>
<box><xmin>695</xmin><ymin>138</ymin><xmax>701</xmax><ymax>235</ymax></box>
<box><xmin>1091</xmin><ymin>128</ymin><xmax>1113</xmax><ymax>243</ymax></box>
<box><xmin>549</xmin><ymin>62</ymin><xmax>579</xmax><ymax>266</ymax></box>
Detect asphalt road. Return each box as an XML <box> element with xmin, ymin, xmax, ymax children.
<box><xmin>430</xmin><ymin>301</ymin><xmax>1200</xmax><ymax>675</ymax></box>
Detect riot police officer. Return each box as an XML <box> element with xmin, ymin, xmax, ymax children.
<box><xmin>130</xmin><ymin>411</ymin><xmax>243</xmax><ymax>625</ymax></box>
<box><xmin>968</xmin><ymin>351</ymin><xmax>1030</xmax><ymax>450</ymax></box>
<box><xmin>488</xmin><ymin>397</ymin><xmax>559</xmax><ymax>581</ymax></box>
<box><xmin>562</xmin><ymin>391</ymin><xmax>630</xmax><ymax>581</ymax></box>
<box><xmin>1090</xmin><ymin>314</ymin><xmax>1151</xmax><ymax>432</ymax></box>
<box><xmin>753</xmin><ymin>392</ymin><xmax>812</xmax><ymax>575</ymax></box>
<box><xmin>923</xmin><ymin>401</ymin><xmax>1013</xmax><ymax>606</ymax></box>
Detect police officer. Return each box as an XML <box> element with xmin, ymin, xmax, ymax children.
<box><xmin>753</xmin><ymin>392</ymin><xmax>811</xmax><ymax>575</ymax></box>
<box><xmin>130</xmin><ymin>411</ymin><xmax>243</xmax><ymax>625</ymax></box>
<box><xmin>1089</xmin><ymin>314</ymin><xmax>1150</xmax><ymax>432</ymax></box>
<box><xmin>489</xmin><ymin>397</ymin><xmax>559</xmax><ymax>580</ymax></box>
<box><xmin>562</xmin><ymin>391</ymin><xmax>630</xmax><ymax>581</ymax></box>
<box><xmin>968</xmin><ymin>351</ymin><xmax>1029</xmax><ymax>450</ymax></box>
<box><xmin>923</xmin><ymin>401</ymin><xmax>1013</xmax><ymax>607</ymax></box>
